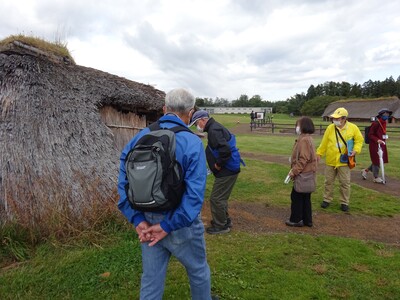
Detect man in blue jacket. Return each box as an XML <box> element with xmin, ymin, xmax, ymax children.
<box><xmin>118</xmin><ymin>88</ymin><xmax>213</xmax><ymax>300</ymax></box>
<box><xmin>190</xmin><ymin>110</ymin><xmax>243</xmax><ymax>234</ymax></box>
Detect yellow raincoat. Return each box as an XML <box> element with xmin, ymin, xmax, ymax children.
<box><xmin>317</xmin><ymin>122</ymin><xmax>364</xmax><ymax>168</ymax></box>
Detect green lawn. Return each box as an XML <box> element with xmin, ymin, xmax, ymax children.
<box><xmin>1</xmin><ymin>114</ymin><xmax>399</xmax><ymax>299</ymax></box>
<box><xmin>1</xmin><ymin>230</ymin><xmax>399</xmax><ymax>299</ymax></box>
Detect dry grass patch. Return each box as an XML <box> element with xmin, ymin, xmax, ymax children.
<box><xmin>351</xmin><ymin>263</ymin><xmax>370</xmax><ymax>273</ymax></box>
<box><xmin>313</xmin><ymin>264</ymin><xmax>328</xmax><ymax>275</ymax></box>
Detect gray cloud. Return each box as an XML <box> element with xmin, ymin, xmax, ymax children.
<box><xmin>124</xmin><ymin>21</ymin><xmax>227</xmax><ymax>95</ymax></box>
<box><xmin>1</xmin><ymin>0</ymin><xmax>399</xmax><ymax>100</ymax></box>
<box><xmin>126</xmin><ymin>22</ymin><xmax>222</xmax><ymax>71</ymax></box>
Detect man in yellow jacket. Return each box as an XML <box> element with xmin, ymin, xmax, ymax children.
<box><xmin>317</xmin><ymin>107</ymin><xmax>364</xmax><ymax>212</ymax></box>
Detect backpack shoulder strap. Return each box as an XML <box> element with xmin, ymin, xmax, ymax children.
<box><xmin>169</xmin><ymin>125</ymin><xmax>193</xmax><ymax>134</ymax></box>
<box><xmin>148</xmin><ymin>121</ymin><xmax>161</xmax><ymax>131</ymax></box>
<box><xmin>153</xmin><ymin>120</ymin><xmax>194</xmax><ymax>134</ymax></box>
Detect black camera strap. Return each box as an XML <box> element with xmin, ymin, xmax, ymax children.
<box><xmin>335</xmin><ymin>127</ymin><xmax>347</xmax><ymax>154</ymax></box>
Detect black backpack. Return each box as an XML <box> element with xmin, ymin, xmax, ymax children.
<box><xmin>364</xmin><ymin>126</ymin><xmax>371</xmax><ymax>144</ymax></box>
<box><xmin>364</xmin><ymin>120</ymin><xmax>377</xmax><ymax>144</ymax></box>
<box><xmin>124</xmin><ymin>121</ymin><xmax>192</xmax><ymax>212</ymax></box>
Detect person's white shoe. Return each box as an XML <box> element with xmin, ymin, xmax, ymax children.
<box><xmin>361</xmin><ymin>169</ymin><xmax>368</xmax><ymax>180</ymax></box>
<box><xmin>373</xmin><ymin>177</ymin><xmax>384</xmax><ymax>184</ymax></box>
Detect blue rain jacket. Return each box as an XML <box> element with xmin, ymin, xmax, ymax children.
<box><xmin>117</xmin><ymin>115</ymin><xmax>207</xmax><ymax>233</ymax></box>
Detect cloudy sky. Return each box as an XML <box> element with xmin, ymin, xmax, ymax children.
<box><xmin>1</xmin><ymin>0</ymin><xmax>400</xmax><ymax>101</ymax></box>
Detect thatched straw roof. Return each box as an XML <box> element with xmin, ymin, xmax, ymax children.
<box><xmin>0</xmin><ymin>39</ymin><xmax>165</xmax><ymax>224</ymax></box>
<box><xmin>322</xmin><ymin>97</ymin><xmax>400</xmax><ymax>121</ymax></box>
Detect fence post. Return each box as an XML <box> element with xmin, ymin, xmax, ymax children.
<box><xmin>272</xmin><ymin>122</ymin><xmax>275</xmax><ymax>134</ymax></box>
<box><xmin>320</xmin><ymin>125</ymin><xmax>322</xmax><ymax>135</ymax></box>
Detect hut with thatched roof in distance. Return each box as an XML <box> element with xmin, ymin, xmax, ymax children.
<box><xmin>322</xmin><ymin>97</ymin><xmax>400</xmax><ymax>123</ymax></box>
<box><xmin>0</xmin><ymin>36</ymin><xmax>164</xmax><ymax>232</ymax></box>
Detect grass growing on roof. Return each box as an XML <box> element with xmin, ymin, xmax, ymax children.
<box><xmin>0</xmin><ymin>34</ymin><xmax>75</xmax><ymax>63</ymax></box>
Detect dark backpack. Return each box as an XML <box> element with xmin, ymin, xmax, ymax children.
<box><xmin>364</xmin><ymin>126</ymin><xmax>371</xmax><ymax>144</ymax></box>
<box><xmin>364</xmin><ymin>120</ymin><xmax>377</xmax><ymax>144</ymax></box>
<box><xmin>124</xmin><ymin>121</ymin><xmax>192</xmax><ymax>212</ymax></box>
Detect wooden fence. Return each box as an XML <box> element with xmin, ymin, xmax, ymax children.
<box><xmin>250</xmin><ymin>122</ymin><xmax>400</xmax><ymax>138</ymax></box>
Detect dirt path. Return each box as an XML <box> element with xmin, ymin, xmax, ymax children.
<box><xmin>202</xmin><ymin>202</ymin><xmax>400</xmax><ymax>247</ymax></box>
<box><xmin>200</xmin><ymin>123</ymin><xmax>400</xmax><ymax>247</ymax></box>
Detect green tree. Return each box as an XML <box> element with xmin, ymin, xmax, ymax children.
<box><xmin>396</xmin><ymin>76</ymin><xmax>400</xmax><ymax>97</ymax></box>
<box><xmin>301</xmin><ymin>95</ymin><xmax>341</xmax><ymax>116</ymax></box>
<box><xmin>381</xmin><ymin>76</ymin><xmax>397</xmax><ymax>96</ymax></box>
<box><xmin>274</xmin><ymin>101</ymin><xmax>289</xmax><ymax>114</ymax></box>
<box><xmin>195</xmin><ymin>97</ymin><xmax>214</xmax><ymax>107</ymax></box>
<box><xmin>323</xmin><ymin>81</ymin><xmax>340</xmax><ymax>96</ymax></box>
<box><xmin>249</xmin><ymin>95</ymin><xmax>263</xmax><ymax>107</ymax></box>
<box><xmin>315</xmin><ymin>84</ymin><xmax>324</xmax><ymax>96</ymax></box>
<box><xmin>214</xmin><ymin>97</ymin><xmax>230</xmax><ymax>107</ymax></box>
<box><xmin>339</xmin><ymin>81</ymin><xmax>351</xmax><ymax>97</ymax></box>
<box><xmin>350</xmin><ymin>83</ymin><xmax>362</xmax><ymax>97</ymax></box>
<box><xmin>232</xmin><ymin>94</ymin><xmax>249</xmax><ymax>107</ymax></box>
<box><xmin>195</xmin><ymin>97</ymin><xmax>205</xmax><ymax>107</ymax></box>
<box><xmin>286</xmin><ymin>93</ymin><xmax>306</xmax><ymax>115</ymax></box>
<box><xmin>306</xmin><ymin>85</ymin><xmax>317</xmax><ymax>99</ymax></box>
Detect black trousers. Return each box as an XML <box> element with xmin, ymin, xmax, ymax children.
<box><xmin>290</xmin><ymin>188</ymin><xmax>312</xmax><ymax>225</ymax></box>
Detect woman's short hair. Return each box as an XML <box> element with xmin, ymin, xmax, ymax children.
<box><xmin>298</xmin><ymin>117</ymin><xmax>315</xmax><ymax>134</ymax></box>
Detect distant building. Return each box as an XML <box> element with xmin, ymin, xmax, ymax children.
<box><xmin>200</xmin><ymin>107</ymin><xmax>273</xmax><ymax>114</ymax></box>
<box><xmin>322</xmin><ymin>97</ymin><xmax>400</xmax><ymax>123</ymax></box>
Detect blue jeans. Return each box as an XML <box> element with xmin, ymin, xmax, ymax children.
<box><xmin>140</xmin><ymin>213</ymin><xmax>211</xmax><ymax>300</ymax></box>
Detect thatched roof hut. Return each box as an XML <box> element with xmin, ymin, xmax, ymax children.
<box><xmin>322</xmin><ymin>97</ymin><xmax>400</xmax><ymax>123</ymax></box>
<box><xmin>0</xmin><ymin>38</ymin><xmax>165</xmax><ymax>227</ymax></box>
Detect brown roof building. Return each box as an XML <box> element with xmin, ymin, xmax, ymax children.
<box><xmin>322</xmin><ymin>97</ymin><xmax>400</xmax><ymax>123</ymax></box>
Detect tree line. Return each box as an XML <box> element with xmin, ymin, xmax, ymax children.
<box><xmin>195</xmin><ymin>75</ymin><xmax>400</xmax><ymax>116</ymax></box>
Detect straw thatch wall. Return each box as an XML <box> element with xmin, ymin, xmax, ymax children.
<box><xmin>322</xmin><ymin>97</ymin><xmax>400</xmax><ymax>122</ymax></box>
<box><xmin>0</xmin><ymin>42</ymin><xmax>164</xmax><ymax>226</ymax></box>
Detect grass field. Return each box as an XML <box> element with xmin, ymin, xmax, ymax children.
<box><xmin>1</xmin><ymin>114</ymin><xmax>399</xmax><ymax>299</ymax></box>
<box><xmin>1</xmin><ymin>230</ymin><xmax>399</xmax><ymax>299</ymax></box>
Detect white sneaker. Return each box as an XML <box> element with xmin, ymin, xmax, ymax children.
<box><xmin>361</xmin><ymin>170</ymin><xmax>368</xmax><ymax>180</ymax></box>
<box><xmin>373</xmin><ymin>177</ymin><xmax>384</xmax><ymax>184</ymax></box>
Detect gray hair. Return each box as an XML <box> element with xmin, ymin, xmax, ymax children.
<box><xmin>165</xmin><ymin>88</ymin><xmax>195</xmax><ymax>113</ymax></box>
